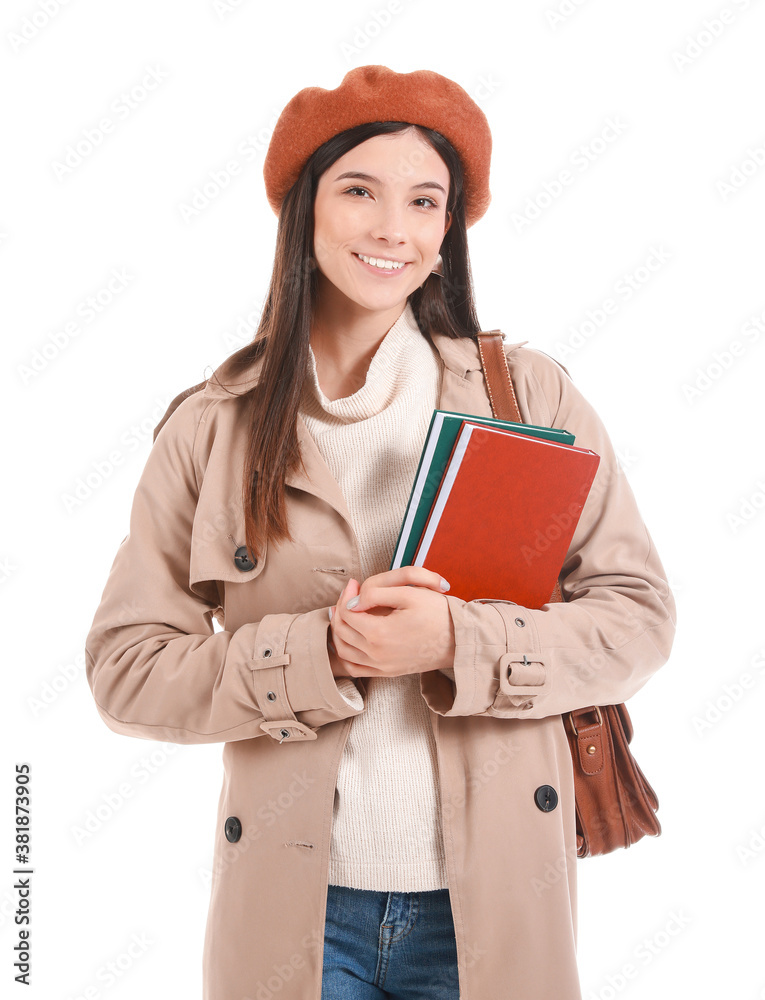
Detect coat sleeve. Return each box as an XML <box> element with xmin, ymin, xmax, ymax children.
<box><xmin>419</xmin><ymin>348</ymin><xmax>676</xmax><ymax>720</ymax></box>
<box><xmin>84</xmin><ymin>392</ymin><xmax>364</xmax><ymax>746</ymax></box>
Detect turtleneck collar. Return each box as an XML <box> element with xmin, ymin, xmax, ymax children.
<box><xmin>300</xmin><ymin>300</ymin><xmax>437</xmax><ymax>423</ymax></box>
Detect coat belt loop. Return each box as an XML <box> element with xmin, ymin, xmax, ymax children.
<box><xmin>491</xmin><ymin>602</ymin><xmax>546</xmax><ymax>692</ymax></box>
<box><xmin>248</xmin><ymin>614</ymin><xmax>318</xmax><ymax>742</ymax></box>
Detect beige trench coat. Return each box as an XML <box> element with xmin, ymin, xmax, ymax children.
<box><xmin>85</xmin><ymin>325</ymin><xmax>676</xmax><ymax>999</ymax></box>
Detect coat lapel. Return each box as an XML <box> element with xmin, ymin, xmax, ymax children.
<box><xmin>199</xmin><ymin>324</ymin><xmax>529</xmax><ymax>522</ymax></box>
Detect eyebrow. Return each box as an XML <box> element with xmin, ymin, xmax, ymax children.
<box><xmin>333</xmin><ymin>171</ymin><xmax>447</xmax><ymax>196</ymax></box>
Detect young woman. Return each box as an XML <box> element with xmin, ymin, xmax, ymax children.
<box><xmin>85</xmin><ymin>64</ymin><xmax>676</xmax><ymax>1000</ymax></box>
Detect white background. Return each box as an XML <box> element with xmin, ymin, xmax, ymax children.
<box><xmin>3</xmin><ymin>1</ymin><xmax>764</xmax><ymax>998</ymax></box>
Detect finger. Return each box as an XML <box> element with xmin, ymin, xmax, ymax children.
<box><xmin>329</xmin><ymin>585</ymin><xmax>366</xmax><ymax>674</ymax></box>
<box><xmin>346</xmin><ymin>582</ymin><xmax>433</xmax><ymax>614</ymax></box>
<box><xmin>332</xmin><ymin>628</ymin><xmax>369</xmax><ymax>666</ymax></box>
<box><xmin>329</xmin><ymin>577</ymin><xmax>357</xmax><ymax>621</ymax></box>
<box><xmin>334</xmin><ymin>608</ymin><xmax>367</xmax><ymax>644</ymax></box>
<box><xmin>358</xmin><ymin>566</ymin><xmax>450</xmax><ymax>597</ymax></box>
<box><xmin>332</xmin><ymin>579</ymin><xmax>367</xmax><ymax>640</ymax></box>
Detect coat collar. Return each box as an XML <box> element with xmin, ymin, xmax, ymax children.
<box><xmin>194</xmin><ymin>323</ymin><xmax>529</xmax><ymax>557</ymax></box>
<box><xmin>201</xmin><ymin>326</ymin><xmax>528</xmax><ymax>399</ymax></box>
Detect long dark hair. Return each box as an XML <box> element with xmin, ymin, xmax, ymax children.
<box><xmin>213</xmin><ymin>120</ymin><xmax>482</xmax><ymax>561</ymax></box>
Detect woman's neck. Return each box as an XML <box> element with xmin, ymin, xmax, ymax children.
<box><xmin>309</xmin><ymin>290</ymin><xmax>410</xmax><ymax>400</ymax></box>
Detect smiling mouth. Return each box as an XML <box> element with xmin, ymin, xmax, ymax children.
<box><xmin>353</xmin><ymin>252</ymin><xmax>411</xmax><ymax>272</ymax></box>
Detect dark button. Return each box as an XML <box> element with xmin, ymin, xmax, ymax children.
<box><xmin>224</xmin><ymin>816</ymin><xmax>242</xmax><ymax>842</ymax></box>
<box><xmin>233</xmin><ymin>546</ymin><xmax>257</xmax><ymax>572</ymax></box>
<box><xmin>534</xmin><ymin>785</ymin><xmax>558</xmax><ymax>812</ymax></box>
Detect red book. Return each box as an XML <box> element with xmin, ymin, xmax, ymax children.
<box><xmin>412</xmin><ymin>423</ymin><xmax>600</xmax><ymax>607</ymax></box>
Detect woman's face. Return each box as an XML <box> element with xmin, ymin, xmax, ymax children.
<box><xmin>312</xmin><ymin>129</ymin><xmax>451</xmax><ymax>319</ymax></box>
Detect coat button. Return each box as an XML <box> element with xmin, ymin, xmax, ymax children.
<box><xmin>224</xmin><ymin>816</ymin><xmax>242</xmax><ymax>842</ymax></box>
<box><xmin>534</xmin><ymin>785</ymin><xmax>558</xmax><ymax>812</ymax></box>
<box><xmin>233</xmin><ymin>546</ymin><xmax>257</xmax><ymax>572</ymax></box>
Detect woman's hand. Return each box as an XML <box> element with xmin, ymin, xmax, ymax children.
<box><xmin>328</xmin><ymin>567</ymin><xmax>455</xmax><ymax>679</ymax></box>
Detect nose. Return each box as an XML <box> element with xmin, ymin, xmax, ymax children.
<box><xmin>368</xmin><ymin>196</ymin><xmax>408</xmax><ymax>248</ymax></box>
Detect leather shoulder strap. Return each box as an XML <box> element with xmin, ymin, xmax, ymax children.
<box><xmin>474</xmin><ymin>330</ymin><xmax>521</xmax><ymax>423</ymax></box>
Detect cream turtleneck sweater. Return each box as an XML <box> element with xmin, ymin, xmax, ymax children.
<box><xmin>298</xmin><ymin>300</ymin><xmax>450</xmax><ymax>892</ymax></box>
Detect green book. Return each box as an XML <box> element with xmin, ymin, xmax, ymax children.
<box><xmin>389</xmin><ymin>409</ymin><xmax>576</xmax><ymax>570</ymax></box>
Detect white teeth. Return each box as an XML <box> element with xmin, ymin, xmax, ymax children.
<box><xmin>356</xmin><ymin>253</ymin><xmax>406</xmax><ymax>270</ymax></box>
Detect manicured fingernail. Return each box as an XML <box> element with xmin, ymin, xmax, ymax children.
<box><xmin>346</xmin><ymin>596</ymin><xmax>360</xmax><ymax>610</ymax></box>
<box><xmin>328</xmin><ymin>606</ymin><xmax>334</xmax><ymax>621</ymax></box>
<box><xmin>440</xmin><ymin>578</ymin><xmax>450</xmax><ymax>592</ymax></box>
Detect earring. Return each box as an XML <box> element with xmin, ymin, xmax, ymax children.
<box><xmin>430</xmin><ymin>254</ymin><xmax>444</xmax><ymax>278</ymax></box>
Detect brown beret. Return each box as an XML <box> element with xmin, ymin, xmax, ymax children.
<box><xmin>263</xmin><ymin>64</ymin><xmax>492</xmax><ymax>228</ymax></box>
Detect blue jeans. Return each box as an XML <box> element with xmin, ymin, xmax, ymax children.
<box><xmin>321</xmin><ymin>884</ymin><xmax>460</xmax><ymax>999</ymax></box>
